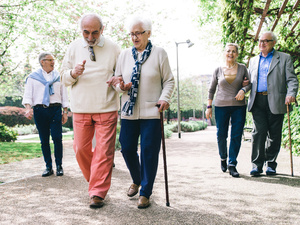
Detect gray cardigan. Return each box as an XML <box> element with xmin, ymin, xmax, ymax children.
<box><xmin>208</xmin><ymin>63</ymin><xmax>251</xmax><ymax>107</ymax></box>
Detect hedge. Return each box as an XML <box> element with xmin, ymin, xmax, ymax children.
<box><xmin>0</xmin><ymin>106</ymin><xmax>34</xmax><ymax>127</ymax></box>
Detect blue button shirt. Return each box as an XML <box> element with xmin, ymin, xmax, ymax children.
<box><xmin>257</xmin><ymin>49</ymin><xmax>274</xmax><ymax>92</ymax></box>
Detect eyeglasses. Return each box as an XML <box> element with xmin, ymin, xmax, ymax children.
<box><xmin>259</xmin><ymin>39</ymin><xmax>274</xmax><ymax>44</ymax></box>
<box><xmin>128</xmin><ymin>31</ymin><xmax>146</xmax><ymax>38</ymax></box>
<box><xmin>88</xmin><ymin>46</ymin><xmax>96</xmax><ymax>61</ymax></box>
<box><xmin>43</xmin><ymin>59</ymin><xmax>55</xmax><ymax>62</ymax></box>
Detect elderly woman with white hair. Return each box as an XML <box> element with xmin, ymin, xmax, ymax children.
<box><xmin>206</xmin><ymin>43</ymin><xmax>251</xmax><ymax>178</ymax></box>
<box><xmin>110</xmin><ymin>16</ymin><xmax>174</xmax><ymax>208</ymax></box>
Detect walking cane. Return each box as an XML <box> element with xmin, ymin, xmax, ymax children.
<box><xmin>286</xmin><ymin>104</ymin><xmax>294</xmax><ymax>176</ymax></box>
<box><xmin>156</xmin><ymin>104</ymin><xmax>170</xmax><ymax>206</ymax></box>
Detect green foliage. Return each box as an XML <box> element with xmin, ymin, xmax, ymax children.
<box><xmin>221</xmin><ymin>0</ymin><xmax>254</xmax><ymax>63</ymax></box>
<box><xmin>13</xmin><ymin>124</ymin><xmax>38</xmax><ymax>135</ymax></box>
<box><xmin>219</xmin><ymin>0</ymin><xmax>300</xmax><ymax>72</ymax></box>
<box><xmin>282</xmin><ymin>106</ymin><xmax>300</xmax><ymax>156</ymax></box>
<box><xmin>164</xmin><ymin>126</ymin><xmax>173</xmax><ymax>139</ymax></box>
<box><xmin>0</xmin><ymin>122</ymin><xmax>18</xmax><ymax>142</ymax></box>
<box><xmin>169</xmin><ymin>77</ymin><xmax>205</xmax><ymax>113</ymax></box>
<box><xmin>166</xmin><ymin>121</ymin><xmax>208</xmax><ymax>133</ymax></box>
<box><xmin>197</xmin><ymin>0</ymin><xmax>222</xmax><ymax>26</ymax></box>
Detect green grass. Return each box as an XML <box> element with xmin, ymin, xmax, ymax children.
<box><xmin>0</xmin><ymin>135</ymin><xmax>73</xmax><ymax>164</ymax></box>
<box><xmin>0</xmin><ymin>142</ymin><xmax>54</xmax><ymax>164</ymax></box>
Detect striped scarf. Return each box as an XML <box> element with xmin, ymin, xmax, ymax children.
<box><xmin>122</xmin><ymin>40</ymin><xmax>152</xmax><ymax>116</ymax></box>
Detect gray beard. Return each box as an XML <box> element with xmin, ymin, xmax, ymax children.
<box><xmin>84</xmin><ymin>37</ymin><xmax>100</xmax><ymax>46</ymax></box>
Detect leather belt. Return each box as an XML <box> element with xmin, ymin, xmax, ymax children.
<box><xmin>257</xmin><ymin>92</ymin><xmax>268</xmax><ymax>95</ymax></box>
<box><xmin>34</xmin><ymin>103</ymin><xmax>61</xmax><ymax>108</ymax></box>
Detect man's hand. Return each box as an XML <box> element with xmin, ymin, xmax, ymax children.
<box><xmin>107</xmin><ymin>76</ymin><xmax>123</xmax><ymax>87</ymax></box>
<box><xmin>242</xmin><ymin>77</ymin><xmax>249</xmax><ymax>87</ymax></box>
<box><xmin>24</xmin><ymin>109</ymin><xmax>33</xmax><ymax>120</ymax></box>
<box><xmin>62</xmin><ymin>113</ymin><xmax>68</xmax><ymax>125</ymax></box>
<box><xmin>119</xmin><ymin>81</ymin><xmax>132</xmax><ymax>91</ymax></box>
<box><xmin>24</xmin><ymin>104</ymin><xmax>33</xmax><ymax>120</ymax></box>
<box><xmin>71</xmin><ymin>60</ymin><xmax>86</xmax><ymax>78</ymax></box>
<box><xmin>156</xmin><ymin>100</ymin><xmax>170</xmax><ymax>112</ymax></box>
<box><xmin>285</xmin><ymin>96</ymin><xmax>296</xmax><ymax>105</ymax></box>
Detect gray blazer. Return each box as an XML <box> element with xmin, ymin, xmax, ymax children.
<box><xmin>248</xmin><ymin>50</ymin><xmax>298</xmax><ymax>114</ymax></box>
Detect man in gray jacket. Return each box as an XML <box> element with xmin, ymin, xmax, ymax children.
<box><xmin>248</xmin><ymin>31</ymin><xmax>298</xmax><ymax>176</ymax></box>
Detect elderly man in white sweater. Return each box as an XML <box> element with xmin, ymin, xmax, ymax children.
<box><xmin>61</xmin><ymin>13</ymin><xmax>120</xmax><ymax>209</ymax></box>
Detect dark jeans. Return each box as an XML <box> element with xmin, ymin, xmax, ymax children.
<box><xmin>119</xmin><ymin>119</ymin><xmax>161</xmax><ymax>199</ymax></box>
<box><xmin>215</xmin><ymin>105</ymin><xmax>246</xmax><ymax>166</ymax></box>
<box><xmin>251</xmin><ymin>95</ymin><xmax>284</xmax><ymax>170</ymax></box>
<box><xmin>33</xmin><ymin>105</ymin><xmax>63</xmax><ymax>169</ymax></box>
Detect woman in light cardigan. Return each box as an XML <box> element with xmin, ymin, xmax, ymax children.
<box><xmin>111</xmin><ymin>16</ymin><xmax>174</xmax><ymax>208</ymax></box>
<box><xmin>206</xmin><ymin>43</ymin><xmax>251</xmax><ymax>178</ymax></box>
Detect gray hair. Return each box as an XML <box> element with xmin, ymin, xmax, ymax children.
<box><xmin>80</xmin><ymin>13</ymin><xmax>103</xmax><ymax>31</ymax></box>
<box><xmin>126</xmin><ymin>15</ymin><xmax>152</xmax><ymax>34</ymax></box>
<box><xmin>260</xmin><ymin>31</ymin><xmax>278</xmax><ymax>42</ymax></box>
<box><xmin>38</xmin><ymin>52</ymin><xmax>52</xmax><ymax>67</ymax></box>
<box><xmin>225</xmin><ymin>43</ymin><xmax>239</xmax><ymax>54</ymax></box>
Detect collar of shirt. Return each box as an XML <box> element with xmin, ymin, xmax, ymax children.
<box><xmin>259</xmin><ymin>48</ymin><xmax>275</xmax><ymax>59</ymax></box>
<box><xmin>82</xmin><ymin>36</ymin><xmax>105</xmax><ymax>48</ymax></box>
<box><xmin>42</xmin><ymin>68</ymin><xmax>53</xmax><ymax>81</ymax></box>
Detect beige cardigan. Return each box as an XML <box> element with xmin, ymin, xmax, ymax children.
<box><xmin>60</xmin><ymin>37</ymin><xmax>120</xmax><ymax>113</ymax></box>
<box><xmin>115</xmin><ymin>45</ymin><xmax>175</xmax><ymax>120</ymax></box>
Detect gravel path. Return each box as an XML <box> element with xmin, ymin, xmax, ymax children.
<box><xmin>1</xmin><ymin>126</ymin><xmax>300</xmax><ymax>224</ymax></box>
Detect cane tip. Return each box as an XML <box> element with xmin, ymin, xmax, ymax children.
<box><xmin>166</xmin><ymin>202</ymin><xmax>170</xmax><ymax>207</ymax></box>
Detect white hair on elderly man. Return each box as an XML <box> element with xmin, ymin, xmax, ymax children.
<box><xmin>126</xmin><ymin>15</ymin><xmax>152</xmax><ymax>33</ymax></box>
<box><xmin>79</xmin><ymin>13</ymin><xmax>103</xmax><ymax>30</ymax></box>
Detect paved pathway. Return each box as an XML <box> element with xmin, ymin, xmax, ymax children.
<box><xmin>0</xmin><ymin>126</ymin><xmax>300</xmax><ymax>224</ymax></box>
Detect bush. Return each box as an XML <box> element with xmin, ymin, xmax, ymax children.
<box><xmin>164</xmin><ymin>126</ymin><xmax>173</xmax><ymax>138</ymax></box>
<box><xmin>0</xmin><ymin>106</ymin><xmax>34</xmax><ymax>127</ymax></box>
<box><xmin>13</xmin><ymin>124</ymin><xmax>38</xmax><ymax>135</ymax></box>
<box><xmin>0</xmin><ymin>122</ymin><xmax>18</xmax><ymax>142</ymax></box>
<box><xmin>13</xmin><ymin>124</ymin><xmax>71</xmax><ymax>136</ymax></box>
<box><xmin>166</xmin><ymin>120</ymin><xmax>207</xmax><ymax>133</ymax></box>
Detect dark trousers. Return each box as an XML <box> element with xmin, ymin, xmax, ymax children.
<box><xmin>119</xmin><ymin>119</ymin><xmax>161</xmax><ymax>199</ymax></box>
<box><xmin>215</xmin><ymin>105</ymin><xmax>246</xmax><ymax>166</ymax></box>
<box><xmin>33</xmin><ymin>106</ymin><xmax>63</xmax><ymax>169</ymax></box>
<box><xmin>251</xmin><ymin>95</ymin><xmax>284</xmax><ymax>170</ymax></box>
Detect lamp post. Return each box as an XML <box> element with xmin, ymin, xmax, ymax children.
<box><xmin>175</xmin><ymin>39</ymin><xmax>194</xmax><ymax>138</ymax></box>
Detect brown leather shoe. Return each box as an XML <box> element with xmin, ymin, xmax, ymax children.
<box><xmin>127</xmin><ymin>184</ymin><xmax>140</xmax><ymax>197</ymax></box>
<box><xmin>138</xmin><ymin>196</ymin><xmax>150</xmax><ymax>209</ymax></box>
<box><xmin>89</xmin><ymin>196</ymin><xmax>104</xmax><ymax>208</ymax></box>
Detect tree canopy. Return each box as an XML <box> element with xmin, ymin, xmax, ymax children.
<box><xmin>197</xmin><ymin>0</ymin><xmax>299</xmax><ymax>74</ymax></box>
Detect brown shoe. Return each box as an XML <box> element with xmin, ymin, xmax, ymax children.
<box><xmin>90</xmin><ymin>196</ymin><xmax>104</xmax><ymax>208</ymax></box>
<box><xmin>127</xmin><ymin>184</ymin><xmax>140</xmax><ymax>197</ymax></box>
<box><xmin>138</xmin><ymin>196</ymin><xmax>150</xmax><ymax>209</ymax></box>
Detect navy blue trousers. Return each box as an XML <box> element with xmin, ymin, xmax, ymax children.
<box><xmin>119</xmin><ymin>119</ymin><xmax>161</xmax><ymax>199</ymax></box>
<box><xmin>215</xmin><ymin>105</ymin><xmax>246</xmax><ymax>166</ymax></box>
<box><xmin>33</xmin><ymin>106</ymin><xmax>63</xmax><ymax>169</ymax></box>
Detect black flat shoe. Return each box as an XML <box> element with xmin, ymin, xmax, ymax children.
<box><xmin>266</xmin><ymin>167</ymin><xmax>276</xmax><ymax>176</ymax></box>
<box><xmin>228</xmin><ymin>166</ymin><xmax>239</xmax><ymax>178</ymax></box>
<box><xmin>42</xmin><ymin>168</ymin><xmax>53</xmax><ymax>177</ymax></box>
<box><xmin>221</xmin><ymin>160</ymin><xmax>227</xmax><ymax>172</ymax></box>
<box><xmin>250</xmin><ymin>168</ymin><xmax>263</xmax><ymax>177</ymax></box>
<box><xmin>56</xmin><ymin>165</ymin><xmax>64</xmax><ymax>176</ymax></box>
